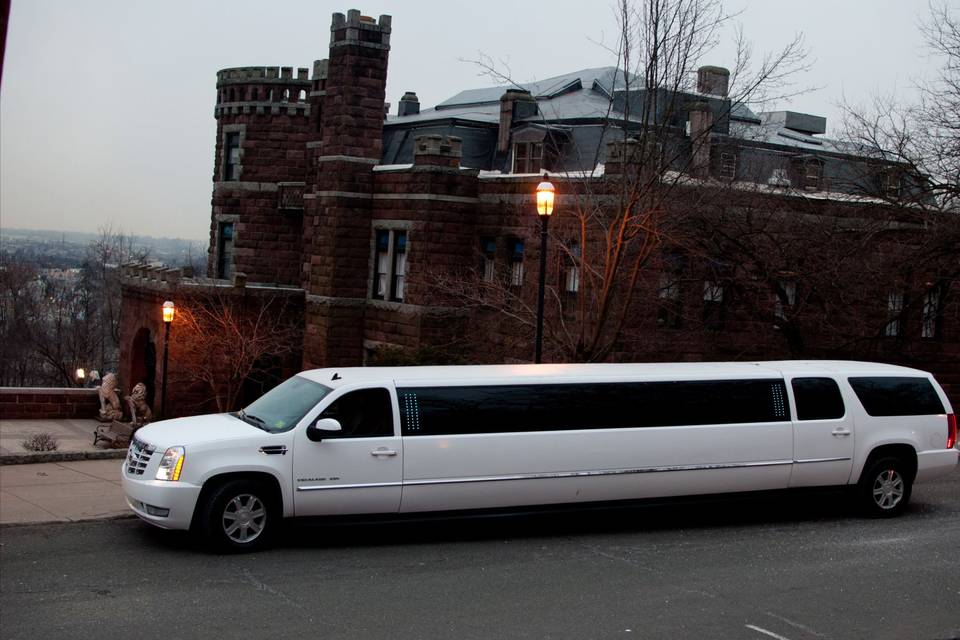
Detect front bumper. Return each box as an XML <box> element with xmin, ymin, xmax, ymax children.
<box><xmin>915</xmin><ymin>448</ymin><xmax>959</xmax><ymax>483</ymax></box>
<box><xmin>122</xmin><ymin>466</ymin><xmax>202</xmax><ymax>530</ymax></box>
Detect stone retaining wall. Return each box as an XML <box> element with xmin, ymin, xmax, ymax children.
<box><xmin>0</xmin><ymin>388</ymin><xmax>100</xmax><ymax>420</ymax></box>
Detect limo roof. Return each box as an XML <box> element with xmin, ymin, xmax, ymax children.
<box><xmin>298</xmin><ymin>360</ymin><xmax>931</xmax><ymax>389</ymax></box>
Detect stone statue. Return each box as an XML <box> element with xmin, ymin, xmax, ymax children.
<box><xmin>97</xmin><ymin>373</ymin><xmax>123</xmax><ymax>422</ymax></box>
<box><xmin>126</xmin><ymin>382</ymin><xmax>153</xmax><ymax>427</ymax></box>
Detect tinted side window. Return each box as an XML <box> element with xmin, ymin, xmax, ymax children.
<box><xmin>398</xmin><ymin>379</ymin><xmax>789</xmax><ymax>436</ymax></box>
<box><xmin>319</xmin><ymin>388</ymin><xmax>394</xmax><ymax>437</ymax></box>
<box><xmin>791</xmin><ymin>377</ymin><xmax>845</xmax><ymax>420</ymax></box>
<box><xmin>847</xmin><ymin>377</ymin><xmax>945</xmax><ymax>417</ymax></box>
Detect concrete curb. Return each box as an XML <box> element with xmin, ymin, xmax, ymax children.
<box><xmin>0</xmin><ymin>513</ymin><xmax>137</xmax><ymax>529</ymax></box>
<box><xmin>0</xmin><ymin>449</ymin><xmax>127</xmax><ymax>466</ymax></box>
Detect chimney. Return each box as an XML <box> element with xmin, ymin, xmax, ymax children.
<box><xmin>604</xmin><ymin>138</ymin><xmax>640</xmax><ymax>176</ymax></box>
<box><xmin>688</xmin><ymin>101</ymin><xmax>713</xmax><ymax>175</ymax></box>
<box><xmin>398</xmin><ymin>91</ymin><xmax>420</xmax><ymax>116</ymax></box>
<box><xmin>498</xmin><ymin>89</ymin><xmax>537</xmax><ymax>153</ymax></box>
<box><xmin>697</xmin><ymin>66</ymin><xmax>729</xmax><ymax>97</ymax></box>
<box><xmin>414</xmin><ymin>134</ymin><xmax>462</xmax><ymax>168</ymax></box>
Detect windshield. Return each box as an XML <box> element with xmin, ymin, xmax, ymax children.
<box><xmin>237</xmin><ymin>375</ymin><xmax>331</xmax><ymax>433</ymax></box>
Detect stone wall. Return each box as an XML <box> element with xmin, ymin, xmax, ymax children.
<box><xmin>209</xmin><ymin>65</ymin><xmax>313</xmax><ymax>285</ymax></box>
<box><xmin>119</xmin><ymin>265</ymin><xmax>305</xmax><ymax>418</ymax></box>
<box><xmin>0</xmin><ymin>388</ymin><xmax>99</xmax><ymax>420</ymax></box>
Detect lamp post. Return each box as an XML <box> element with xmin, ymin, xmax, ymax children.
<box><xmin>534</xmin><ymin>174</ymin><xmax>555</xmax><ymax>364</ymax></box>
<box><xmin>161</xmin><ymin>300</ymin><xmax>175</xmax><ymax>418</ymax></box>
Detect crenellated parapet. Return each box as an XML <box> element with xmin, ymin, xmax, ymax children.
<box><xmin>330</xmin><ymin>10</ymin><xmax>391</xmax><ymax>49</ymax></box>
<box><xmin>120</xmin><ymin>263</ymin><xmax>305</xmax><ymax>298</ymax></box>
<box><xmin>215</xmin><ymin>66</ymin><xmax>312</xmax><ymax>118</ymax></box>
<box><xmin>120</xmin><ymin>263</ymin><xmax>184</xmax><ymax>289</ymax></box>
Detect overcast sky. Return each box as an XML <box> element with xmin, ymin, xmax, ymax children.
<box><xmin>0</xmin><ymin>0</ymin><xmax>937</xmax><ymax>241</ymax></box>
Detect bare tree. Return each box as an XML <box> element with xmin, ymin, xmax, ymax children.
<box><xmin>447</xmin><ymin>0</ymin><xmax>810</xmax><ymax>362</ymax></box>
<box><xmin>0</xmin><ymin>261</ymin><xmax>38</xmax><ymax>386</ymax></box>
<box><xmin>84</xmin><ymin>225</ymin><xmax>150</xmax><ymax>367</ymax></box>
<box><xmin>169</xmin><ymin>288</ymin><xmax>301</xmax><ymax>413</ymax></box>
<box><xmin>839</xmin><ymin>2</ymin><xmax>960</xmax><ymax>211</ymax></box>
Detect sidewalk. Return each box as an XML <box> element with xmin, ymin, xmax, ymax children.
<box><xmin>0</xmin><ymin>418</ymin><xmax>127</xmax><ymax>464</ymax></box>
<box><xmin>0</xmin><ymin>419</ymin><xmax>131</xmax><ymax>526</ymax></box>
<box><xmin>0</xmin><ymin>459</ymin><xmax>129</xmax><ymax>526</ymax></box>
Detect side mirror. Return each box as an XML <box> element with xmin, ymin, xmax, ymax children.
<box><xmin>307</xmin><ymin>417</ymin><xmax>342</xmax><ymax>442</ymax></box>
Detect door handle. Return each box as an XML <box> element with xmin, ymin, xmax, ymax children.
<box><xmin>371</xmin><ymin>449</ymin><xmax>397</xmax><ymax>457</ymax></box>
<box><xmin>831</xmin><ymin>428</ymin><xmax>852</xmax><ymax>437</ymax></box>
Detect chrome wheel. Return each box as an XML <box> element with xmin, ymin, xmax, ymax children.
<box><xmin>872</xmin><ymin>469</ymin><xmax>904</xmax><ymax>510</ymax></box>
<box><xmin>221</xmin><ymin>494</ymin><xmax>266</xmax><ymax>544</ymax></box>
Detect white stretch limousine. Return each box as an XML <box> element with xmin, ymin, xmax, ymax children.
<box><xmin>123</xmin><ymin>361</ymin><xmax>958</xmax><ymax>550</ymax></box>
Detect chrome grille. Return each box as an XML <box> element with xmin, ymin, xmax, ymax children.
<box><xmin>126</xmin><ymin>437</ymin><xmax>155</xmax><ymax>475</ymax></box>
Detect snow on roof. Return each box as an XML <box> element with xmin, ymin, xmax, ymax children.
<box><xmin>435</xmin><ymin>67</ymin><xmax>633</xmax><ymax>109</ymax></box>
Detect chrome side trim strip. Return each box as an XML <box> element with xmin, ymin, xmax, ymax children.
<box><xmin>297</xmin><ymin>481</ymin><xmax>402</xmax><ymax>492</ymax></box>
<box><xmin>793</xmin><ymin>456</ymin><xmax>851</xmax><ymax>465</ymax></box>
<box><xmin>294</xmin><ymin>459</ymin><xmax>847</xmax><ymax>493</ymax></box>
<box><xmin>404</xmin><ymin>460</ymin><xmax>793</xmax><ymax>486</ymax></box>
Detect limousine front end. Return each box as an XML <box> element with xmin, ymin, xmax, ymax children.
<box><xmin>122</xmin><ymin>435</ymin><xmax>202</xmax><ymax>530</ymax></box>
<box><xmin>121</xmin><ymin>412</ymin><xmax>292</xmax><ymax>532</ymax></box>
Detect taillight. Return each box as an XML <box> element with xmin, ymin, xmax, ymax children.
<box><xmin>948</xmin><ymin>414</ymin><xmax>957</xmax><ymax>449</ymax></box>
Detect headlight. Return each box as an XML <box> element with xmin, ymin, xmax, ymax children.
<box><xmin>155</xmin><ymin>446</ymin><xmax>185</xmax><ymax>481</ymax></box>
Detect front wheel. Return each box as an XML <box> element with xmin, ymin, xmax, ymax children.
<box><xmin>857</xmin><ymin>456</ymin><xmax>912</xmax><ymax>517</ymax></box>
<box><xmin>198</xmin><ymin>479</ymin><xmax>278</xmax><ymax>552</ymax></box>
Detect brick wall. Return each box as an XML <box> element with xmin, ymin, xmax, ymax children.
<box><xmin>0</xmin><ymin>388</ymin><xmax>99</xmax><ymax>420</ymax></box>
<box><xmin>119</xmin><ymin>267</ymin><xmax>305</xmax><ymax>418</ymax></box>
<box><xmin>209</xmin><ymin>66</ymin><xmax>313</xmax><ymax>285</ymax></box>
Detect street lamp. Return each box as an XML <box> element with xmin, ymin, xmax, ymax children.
<box><xmin>75</xmin><ymin>368</ymin><xmax>85</xmax><ymax>387</ymax></box>
<box><xmin>161</xmin><ymin>300</ymin><xmax>175</xmax><ymax>418</ymax></box>
<box><xmin>534</xmin><ymin>174</ymin><xmax>555</xmax><ymax>364</ymax></box>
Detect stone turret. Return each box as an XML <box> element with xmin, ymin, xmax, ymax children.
<box><xmin>302</xmin><ymin>9</ymin><xmax>393</xmax><ymax>368</ymax></box>
<box><xmin>209</xmin><ymin>65</ymin><xmax>313</xmax><ymax>286</ymax></box>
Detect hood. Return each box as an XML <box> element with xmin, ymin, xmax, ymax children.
<box><xmin>134</xmin><ymin>413</ymin><xmax>262</xmax><ymax>449</ymax></box>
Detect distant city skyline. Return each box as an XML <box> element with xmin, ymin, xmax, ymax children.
<box><xmin>0</xmin><ymin>0</ymin><xmax>935</xmax><ymax>240</ymax></box>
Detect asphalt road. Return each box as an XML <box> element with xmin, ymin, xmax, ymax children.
<box><xmin>2</xmin><ymin>471</ymin><xmax>959</xmax><ymax>640</ymax></box>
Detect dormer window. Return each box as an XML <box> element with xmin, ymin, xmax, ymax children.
<box><xmin>513</xmin><ymin>142</ymin><xmax>543</xmax><ymax>174</ymax></box>
<box><xmin>768</xmin><ymin>168</ymin><xmax>791</xmax><ymax>187</ymax></box>
<box><xmin>884</xmin><ymin>170</ymin><xmax>902</xmax><ymax>198</ymax></box>
<box><xmin>804</xmin><ymin>160</ymin><xmax>822</xmax><ymax>191</ymax></box>
<box><xmin>719</xmin><ymin>152</ymin><xmax>737</xmax><ymax>180</ymax></box>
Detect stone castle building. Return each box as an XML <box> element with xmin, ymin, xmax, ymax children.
<box><xmin>120</xmin><ymin>9</ymin><xmax>958</xmax><ymax>416</ymax></box>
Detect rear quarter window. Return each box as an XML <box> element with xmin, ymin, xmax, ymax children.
<box><xmin>847</xmin><ymin>376</ymin><xmax>945</xmax><ymax>417</ymax></box>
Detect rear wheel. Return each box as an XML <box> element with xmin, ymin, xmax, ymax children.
<box><xmin>858</xmin><ymin>456</ymin><xmax>912</xmax><ymax>517</ymax></box>
<box><xmin>198</xmin><ymin>478</ymin><xmax>278</xmax><ymax>552</ymax></box>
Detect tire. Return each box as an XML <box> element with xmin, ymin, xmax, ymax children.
<box><xmin>857</xmin><ymin>456</ymin><xmax>913</xmax><ymax>518</ymax></box>
<box><xmin>198</xmin><ymin>478</ymin><xmax>278</xmax><ymax>552</ymax></box>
